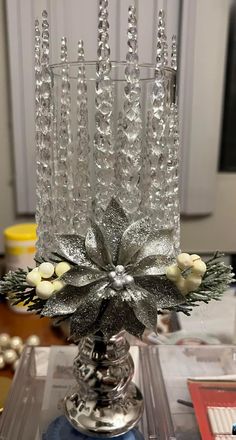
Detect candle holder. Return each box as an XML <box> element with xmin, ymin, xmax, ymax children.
<box><xmin>64</xmin><ymin>332</ymin><xmax>143</xmax><ymax>437</ymax></box>
<box><xmin>0</xmin><ymin>1</ymin><xmax>234</xmax><ymax>439</ymax></box>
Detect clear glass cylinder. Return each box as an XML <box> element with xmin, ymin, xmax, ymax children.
<box><xmin>37</xmin><ymin>61</ymin><xmax>179</xmax><ymax>256</ymax></box>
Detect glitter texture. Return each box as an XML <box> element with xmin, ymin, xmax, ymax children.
<box><xmin>85</xmin><ymin>221</ymin><xmax>112</xmax><ymax>268</ymax></box>
<box><xmin>55</xmin><ymin>234</ymin><xmax>96</xmax><ymax>268</ymax></box>
<box><xmin>101</xmin><ymin>198</ymin><xmax>129</xmax><ymax>264</ymax></box>
<box><xmin>43</xmin><ymin>199</ymin><xmax>182</xmax><ymax>339</ymax></box>
<box><xmin>118</xmin><ymin>217</ymin><xmax>152</xmax><ymax>266</ymax></box>
<box><xmin>62</xmin><ymin>266</ymin><xmax>105</xmax><ymax>287</ymax></box>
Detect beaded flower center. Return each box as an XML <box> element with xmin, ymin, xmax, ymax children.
<box><xmin>108</xmin><ymin>265</ymin><xmax>134</xmax><ymax>291</ymax></box>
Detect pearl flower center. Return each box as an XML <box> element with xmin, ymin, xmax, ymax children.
<box><xmin>108</xmin><ymin>265</ymin><xmax>134</xmax><ymax>291</ymax></box>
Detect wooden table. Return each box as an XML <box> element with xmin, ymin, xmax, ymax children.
<box><xmin>0</xmin><ymin>300</ymin><xmax>66</xmax><ymax>378</ymax></box>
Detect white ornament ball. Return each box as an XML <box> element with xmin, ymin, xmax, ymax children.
<box><xmin>52</xmin><ymin>280</ymin><xmax>65</xmax><ymax>292</ymax></box>
<box><xmin>112</xmin><ymin>279</ymin><xmax>123</xmax><ymax>291</ymax></box>
<box><xmin>108</xmin><ymin>271</ymin><xmax>116</xmax><ymax>281</ymax></box>
<box><xmin>124</xmin><ymin>274</ymin><xmax>134</xmax><ymax>286</ymax></box>
<box><xmin>13</xmin><ymin>359</ymin><xmax>20</xmax><ymax>371</ymax></box>
<box><xmin>10</xmin><ymin>336</ymin><xmax>23</xmax><ymax>352</ymax></box>
<box><xmin>0</xmin><ymin>333</ymin><xmax>10</xmax><ymax>348</ymax></box>
<box><xmin>192</xmin><ymin>259</ymin><xmax>207</xmax><ymax>276</ymax></box>
<box><xmin>191</xmin><ymin>254</ymin><xmax>201</xmax><ymax>262</ymax></box>
<box><xmin>26</xmin><ymin>335</ymin><xmax>40</xmax><ymax>346</ymax></box>
<box><xmin>166</xmin><ymin>264</ymin><xmax>181</xmax><ymax>282</ymax></box>
<box><xmin>26</xmin><ymin>270</ymin><xmax>41</xmax><ymax>287</ymax></box>
<box><xmin>0</xmin><ymin>354</ymin><xmax>5</xmax><ymax>370</ymax></box>
<box><xmin>55</xmin><ymin>262</ymin><xmax>71</xmax><ymax>277</ymax></box>
<box><xmin>176</xmin><ymin>276</ymin><xmax>188</xmax><ymax>295</ymax></box>
<box><xmin>176</xmin><ymin>253</ymin><xmax>193</xmax><ymax>270</ymax></box>
<box><xmin>17</xmin><ymin>344</ymin><xmax>25</xmax><ymax>355</ymax></box>
<box><xmin>185</xmin><ymin>275</ymin><xmax>202</xmax><ymax>292</ymax></box>
<box><xmin>115</xmin><ymin>265</ymin><xmax>125</xmax><ymax>274</ymax></box>
<box><xmin>38</xmin><ymin>262</ymin><xmax>55</xmax><ymax>279</ymax></box>
<box><xmin>36</xmin><ymin>281</ymin><xmax>54</xmax><ymax>299</ymax></box>
<box><xmin>3</xmin><ymin>349</ymin><xmax>18</xmax><ymax>365</ymax></box>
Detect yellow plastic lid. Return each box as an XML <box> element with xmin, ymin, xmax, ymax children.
<box><xmin>4</xmin><ymin>223</ymin><xmax>37</xmax><ymax>241</ymax></box>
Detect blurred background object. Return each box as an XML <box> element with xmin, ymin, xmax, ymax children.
<box><xmin>4</xmin><ymin>223</ymin><xmax>36</xmax><ymax>272</ymax></box>
<box><xmin>1</xmin><ymin>0</ymin><xmax>236</xmax><ymax>253</ymax></box>
<box><xmin>4</xmin><ymin>223</ymin><xmax>37</xmax><ymax>312</ymax></box>
<box><xmin>0</xmin><ymin>0</ymin><xmax>236</xmax><ymax>375</ymax></box>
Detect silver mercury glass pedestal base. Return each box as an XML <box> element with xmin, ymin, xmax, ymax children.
<box><xmin>64</xmin><ymin>332</ymin><xmax>144</xmax><ymax>438</ymax></box>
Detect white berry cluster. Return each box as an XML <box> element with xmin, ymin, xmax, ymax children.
<box><xmin>26</xmin><ymin>262</ymin><xmax>70</xmax><ymax>300</ymax></box>
<box><xmin>0</xmin><ymin>333</ymin><xmax>40</xmax><ymax>371</ymax></box>
<box><xmin>108</xmin><ymin>265</ymin><xmax>134</xmax><ymax>291</ymax></box>
<box><xmin>166</xmin><ymin>253</ymin><xmax>207</xmax><ymax>295</ymax></box>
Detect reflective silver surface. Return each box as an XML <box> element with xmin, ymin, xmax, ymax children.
<box><xmin>64</xmin><ymin>332</ymin><xmax>144</xmax><ymax>437</ymax></box>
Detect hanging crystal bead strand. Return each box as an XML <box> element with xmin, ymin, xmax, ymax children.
<box><xmin>164</xmin><ymin>35</ymin><xmax>180</xmax><ymax>253</ymax></box>
<box><xmin>114</xmin><ymin>111</ymin><xmax>123</xmax><ymax>183</ymax></box>
<box><xmin>144</xmin><ymin>10</ymin><xmax>168</xmax><ymax>225</ymax></box>
<box><xmin>93</xmin><ymin>0</ymin><xmax>115</xmax><ymax>217</ymax></box>
<box><xmin>35</xmin><ymin>12</ymin><xmax>54</xmax><ymax>258</ymax></box>
<box><xmin>35</xmin><ymin>18</ymin><xmax>43</xmax><ymax>256</ymax></box>
<box><xmin>171</xmin><ymin>35</ymin><xmax>177</xmax><ymax>70</ymax></box>
<box><xmin>116</xmin><ymin>5</ymin><xmax>142</xmax><ymax>217</ymax></box>
<box><xmin>54</xmin><ymin>37</ymin><xmax>74</xmax><ymax>234</ymax></box>
<box><xmin>139</xmin><ymin>111</ymin><xmax>153</xmax><ymax>217</ymax></box>
<box><xmin>73</xmin><ymin>40</ymin><xmax>91</xmax><ymax>235</ymax></box>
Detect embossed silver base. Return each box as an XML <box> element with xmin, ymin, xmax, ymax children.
<box><xmin>64</xmin><ymin>332</ymin><xmax>144</xmax><ymax>438</ymax></box>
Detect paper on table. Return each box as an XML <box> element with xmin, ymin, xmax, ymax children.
<box><xmin>157</xmin><ymin>345</ymin><xmax>236</xmax><ymax>439</ymax></box>
<box><xmin>189</xmin><ymin>375</ymin><xmax>236</xmax><ymax>382</ymax></box>
<box><xmin>34</xmin><ymin>347</ymin><xmax>50</xmax><ymax>376</ymax></box>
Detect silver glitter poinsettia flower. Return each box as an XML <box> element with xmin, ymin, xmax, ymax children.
<box><xmin>42</xmin><ymin>199</ymin><xmax>184</xmax><ymax>340</ymax></box>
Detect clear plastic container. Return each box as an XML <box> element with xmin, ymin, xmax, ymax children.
<box><xmin>0</xmin><ymin>345</ymin><xmax>177</xmax><ymax>440</ymax></box>
<box><xmin>4</xmin><ymin>223</ymin><xmax>37</xmax><ymax>313</ymax></box>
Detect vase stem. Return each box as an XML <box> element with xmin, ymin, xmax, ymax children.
<box><xmin>64</xmin><ymin>332</ymin><xmax>144</xmax><ymax>437</ymax></box>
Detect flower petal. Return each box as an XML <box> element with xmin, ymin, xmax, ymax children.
<box><xmin>132</xmin><ymin>229</ymin><xmax>174</xmax><ymax>263</ymax></box>
<box><xmin>124</xmin><ymin>308</ymin><xmax>146</xmax><ymax>339</ymax></box>
<box><xmin>85</xmin><ymin>221</ymin><xmax>112</xmax><ymax>268</ymax></box>
<box><xmin>61</xmin><ymin>266</ymin><xmax>106</xmax><ymax>287</ymax></box>
<box><xmin>99</xmin><ymin>298</ymin><xmax>126</xmax><ymax>339</ymax></box>
<box><xmin>41</xmin><ymin>280</ymin><xmax>108</xmax><ymax>317</ymax></box>
<box><xmin>132</xmin><ymin>255</ymin><xmax>172</xmax><ymax>276</ymax></box>
<box><xmin>70</xmin><ymin>296</ymin><xmax>103</xmax><ymax>339</ymax></box>
<box><xmin>55</xmin><ymin>234</ymin><xmax>97</xmax><ymax>268</ymax></box>
<box><xmin>134</xmin><ymin>275</ymin><xmax>184</xmax><ymax>308</ymax></box>
<box><xmin>99</xmin><ymin>299</ymin><xmax>146</xmax><ymax>340</ymax></box>
<box><xmin>118</xmin><ymin>217</ymin><xmax>152</xmax><ymax>266</ymax></box>
<box><xmin>42</xmin><ymin>286</ymin><xmax>84</xmax><ymax>317</ymax></box>
<box><xmin>102</xmin><ymin>198</ymin><xmax>129</xmax><ymax>264</ymax></box>
<box><xmin>131</xmin><ymin>289</ymin><xmax>157</xmax><ymax>330</ymax></box>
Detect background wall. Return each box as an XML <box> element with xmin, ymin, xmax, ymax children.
<box><xmin>0</xmin><ymin>0</ymin><xmax>235</xmax><ymax>255</ymax></box>
<box><xmin>0</xmin><ymin>0</ymin><xmax>15</xmax><ymax>252</ymax></box>
<box><xmin>181</xmin><ymin>174</ymin><xmax>236</xmax><ymax>253</ymax></box>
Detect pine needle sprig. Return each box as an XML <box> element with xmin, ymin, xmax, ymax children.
<box><xmin>0</xmin><ymin>268</ymin><xmax>45</xmax><ymax>314</ymax></box>
<box><xmin>0</xmin><ymin>269</ymin><xmax>30</xmax><ymax>294</ymax></box>
<box><xmin>176</xmin><ymin>252</ymin><xmax>235</xmax><ymax>312</ymax></box>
